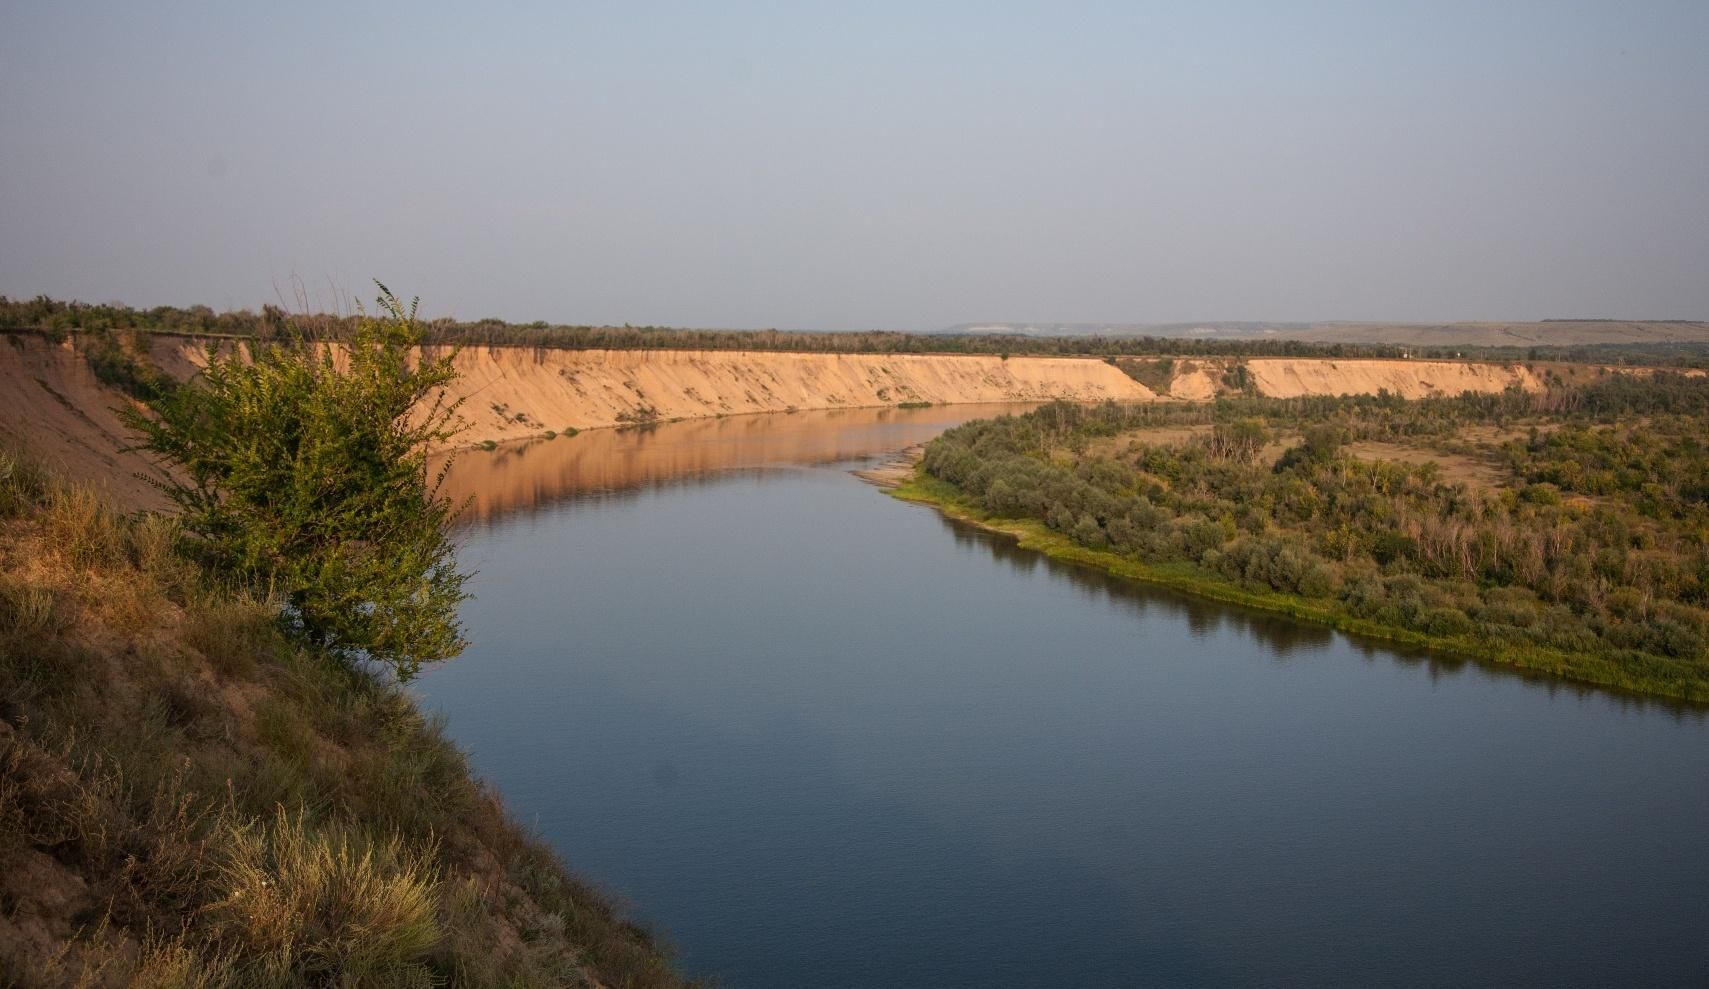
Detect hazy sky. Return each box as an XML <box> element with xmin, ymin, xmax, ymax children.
<box><xmin>2</xmin><ymin>2</ymin><xmax>1705</xmax><ymax>329</ymax></box>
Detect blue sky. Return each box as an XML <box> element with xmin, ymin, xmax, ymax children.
<box><xmin>2</xmin><ymin>1</ymin><xmax>1705</xmax><ymax>328</ymax></box>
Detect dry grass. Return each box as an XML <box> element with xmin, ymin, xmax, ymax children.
<box><xmin>0</xmin><ymin>448</ymin><xmax>696</xmax><ymax>988</ymax></box>
<box><xmin>41</xmin><ymin>485</ymin><xmax>126</xmax><ymax>571</ymax></box>
<box><xmin>1345</xmin><ymin>441</ymin><xmax>1512</xmax><ymax>491</ymax></box>
<box><xmin>1088</xmin><ymin>423</ymin><xmax>1211</xmax><ymax>457</ymax></box>
<box><xmin>206</xmin><ymin>809</ymin><xmax>440</xmax><ymax>985</ymax></box>
<box><xmin>180</xmin><ymin>594</ymin><xmax>274</xmax><ymax>679</ymax></box>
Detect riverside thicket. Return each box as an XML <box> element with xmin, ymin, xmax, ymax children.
<box><xmin>910</xmin><ymin>376</ymin><xmax>1709</xmax><ymax>699</ymax></box>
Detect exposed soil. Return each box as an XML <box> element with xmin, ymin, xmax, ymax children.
<box><xmin>0</xmin><ymin>337</ymin><xmax>169</xmax><ymax>509</ymax></box>
<box><xmin>1243</xmin><ymin>358</ymin><xmax>1545</xmax><ymax>399</ymax></box>
<box><xmin>851</xmin><ymin>445</ymin><xmax>925</xmax><ymax>489</ymax></box>
<box><xmin>2</xmin><ymin>334</ymin><xmax>1668</xmax><ymax>512</ymax></box>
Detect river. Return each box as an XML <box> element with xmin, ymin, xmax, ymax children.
<box><xmin>418</xmin><ymin>406</ymin><xmax>1709</xmax><ymax>989</ymax></box>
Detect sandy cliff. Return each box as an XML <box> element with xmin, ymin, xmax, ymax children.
<box><xmin>3</xmin><ymin>334</ymin><xmax>1659</xmax><ymax>510</ymax></box>
<box><xmin>1243</xmin><ymin>358</ymin><xmax>1545</xmax><ymax>399</ymax></box>
<box><xmin>149</xmin><ymin>339</ymin><xmax>1159</xmax><ymax>444</ymax></box>
<box><xmin>0</xmin><ymin>336</ymin><xmax>170</xmax><ymax>507</ymax></box>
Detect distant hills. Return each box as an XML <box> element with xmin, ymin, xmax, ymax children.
<box><xmin>937</xmin><ymin>320</ymin><xmax>1709</xmax><ymax>348</ymax></box>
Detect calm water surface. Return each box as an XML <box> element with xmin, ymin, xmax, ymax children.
<box><xmin>419</xmin><ymin>408</ymin><xmax>1709</xmax><ymax>989</ymax></box>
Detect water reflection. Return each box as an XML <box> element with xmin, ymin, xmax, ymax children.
<box><xmin>936</xmin><ymin>512</ymin><xmax>1703</xmax><ymax>716</ymax></box>
<box><xmin>945</xmin><ymin>515</ymin><xmax>1334</xmax><ymax>658</ymax></box>
<box><xmin>423</xmin><ymin>454</ymin><xmax>1709</xmax><ymax>989</ymax></box>
<box><xmin>440</xmin><ymin>403</ymin><xmax>1037</xmax><ymax>523</ymax></box>
<box><xmin>448</xmin><ymin>403</ymin><xmax>1708</xmax><ymax>720</ymax></box>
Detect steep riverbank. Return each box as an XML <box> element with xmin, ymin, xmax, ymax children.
<box><xmin>146</xmin><ymin>338</ymin><xmax>1155</xmax><ymax>443</ymax></box>
<box><xmin>0</xmin><ymin>336</ymin><xmax>170</xmax><ymax>508</ymax></box>
<box><xmin>0</xmin><ymin>448</ymin><xmax>695</xmax><ymax>985</ymax></box>
<box><xmin>1</xmin><ymin>332</ymin><xmax>1605</xmax><ymax>507</ymax></box>
<box><xmin>140</xmin><ymin>337</ymin><xmax>1570</xmax><ymax>443</ymax></box>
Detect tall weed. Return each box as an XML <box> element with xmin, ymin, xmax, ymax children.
<box><xmin>207</xmin><ymin>808</ymin><xmax>441</xmax><ymax>986</ymax></box>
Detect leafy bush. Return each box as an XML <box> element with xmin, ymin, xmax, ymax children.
<box><xmin>123</xmin><ymin>285</ymin><xmax>469</xmax><ymax>679</ymax></box>
<box><xmin>79</xmin><ymin>329</ymin><xmax>175</xmax><ymax>401</ymax></box>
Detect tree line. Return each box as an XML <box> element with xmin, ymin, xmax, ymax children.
<box><xmin>5</xmin><ymin>294</ymin><xmax>1707</xmax><ymax>366</ymax></box>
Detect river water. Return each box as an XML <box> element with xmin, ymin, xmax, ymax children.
<box><xmin>418</xmin><ymin>406</ymin><xmax>1709</xmax><ymax>989</ymax></box>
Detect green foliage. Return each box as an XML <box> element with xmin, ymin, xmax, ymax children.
<box><xmin>1210</xmin><ymin>418</ymin><xmax>1268</xmax><ymax>461</ymax></box>
<box><xmin>78</xmin><ymin>329</ymin><xmax>175</xmax><ymax>401</ymax></box>
<box><xmin>10</xmin><ymin>293</ymin><xmax>1708</xmax><ymax>365</ymax></box>
<box><xmin>920</xmin><ymin>382</ymin><xmax>1709</xmax><ymax>698</ymax></box>
<box><xmin>1113</xmin><ymin>357</ymin><xmax>1177</xmax><ymax>392</ymax></box>
<box><xmin>122</xmin><ymin>285</ymin><xmax>469</xmax><ymax>680</ymax></box>
<box><xmin>1503</xmin><ymin>415</ymin><xmax>1709</xmax><ymax>516</ymax></box>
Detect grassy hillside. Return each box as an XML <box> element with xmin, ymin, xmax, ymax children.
<box><xmin>0</xmin><ymin>448</ymin><xmax>694</xmax><ymax>987</ymax></box>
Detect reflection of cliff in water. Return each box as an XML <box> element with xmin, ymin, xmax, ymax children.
<box><xmin>943</xmin><ymin>517</ymin><xmax>1333</xmax><ymax>658</ymax></box>
<box><xmin>940</xmin><ymin>514</ymin><xmax>1703</xmax><ymax>718</ymax></box>
<box><xmin>440</xmin><ymin>403</ymin><xmax>1037</xmax><ymax>523</ymax></box>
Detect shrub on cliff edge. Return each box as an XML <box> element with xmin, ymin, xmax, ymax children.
<box><xmin>124</xmin><ymin>284</ymin><xmax>469</xmax><ymax>679</ymax></box>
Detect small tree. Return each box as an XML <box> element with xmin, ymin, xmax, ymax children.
<box><xmin>1210</xmin><ymin>418</ymin><xmax>1268</xmax><ymax>462</ymax></box>
<box><xmin>126</xmin><ymin>284</ymin><xmax>469</xmax><ymax>678</ymax></box>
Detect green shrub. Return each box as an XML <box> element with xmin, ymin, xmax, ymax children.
<box><xmin>79</xmin><ymin>330</ymin><xmax>174</xmax><ymax>401</ymax></box>
<box><xmin>1115</xmin><ymin>357</ymin><xmax>1176</xmax><ymax>393</ymax></box>
<box><xmin>1422</xmin><ymin>607</ymin><xmax>1474</xmax><ymax>637</ymax></box>
<box><xmin>1297</xmin><ymin>560</ymin><xmax>1340</xmax><ymax>599</ymax></box>
<box><xmin>123</xmin><ymin>285</ymin><xmax>470</xmax><ymax>680</ymax></box>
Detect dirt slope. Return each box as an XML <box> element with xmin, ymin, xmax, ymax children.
<box><xmin>1244</xmin><ymin>358</ymin><xmax>1545</xmax><ymax>399</ymax></box>
<box><xmin>5</xmin><ymin>334</ymin><xmax>1661</xmax><ymax>512</ymax></box>
<box><xmin>0</xmin><ymin>336</ymin><xmax>168</xmax><ymax>508</ymax></box>
<box><xmin>150</xmin><ymin>339</ymin><xmax>1158</xmax><ymax>444</ymax></box>
<box><xmin>1165</xmin><ymin>364</ymin><xmax>1221</xmax><ymax>400</ymax></box>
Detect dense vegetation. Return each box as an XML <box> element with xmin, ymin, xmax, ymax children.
<box><xmin>6</xmin><ymin>294</ymin><xmax>1708</xmax><ymax>366</ymax></box>
<box><xmin>912</xmin><ymin>375</ymin><xmax>1709</xmax><ymax>699</ymax></box>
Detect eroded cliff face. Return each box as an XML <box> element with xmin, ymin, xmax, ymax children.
<box><xmin>145</xmin><ymin>340</ymin><xmax>1576</xmax><ymax>443</ymax></box>
<box><xmin>1241</xmin><ymin>358</ymin><xmax>1545</xmax><ymax>399</ymax></box>
<box><xmin>2</xmin><ymin>333</ymin><xmax>1598</xmax><ymax>509</ymax></box>
<box><xmin>0</xmin><ymin>336</ymin><xmax>169</xmax><ymax>508</ymax></box>
<box><xmin>149</xmin><ymin>339</ymin><xmax>1159</xmax><ymax>443</ymax></box>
